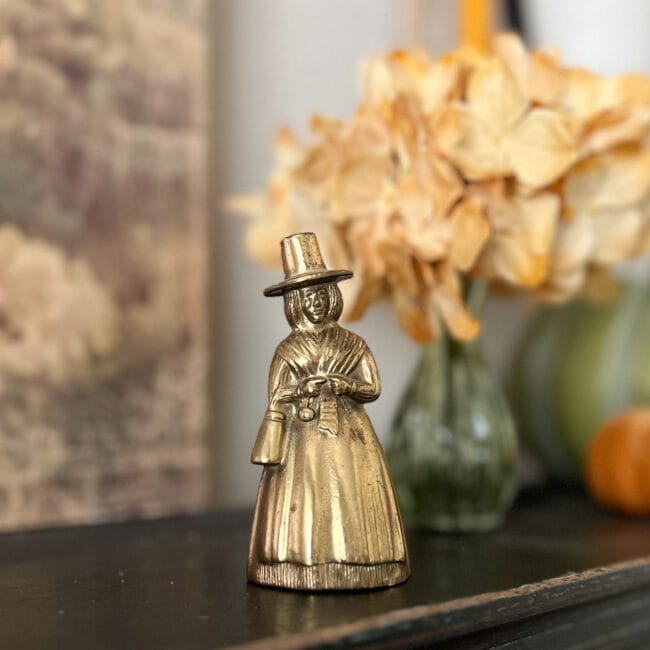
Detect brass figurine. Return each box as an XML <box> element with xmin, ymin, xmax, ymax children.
<box><xmin>248</xmin><ymin>232</ymin><xmax>410</xmax><ymax>591</ymax></box>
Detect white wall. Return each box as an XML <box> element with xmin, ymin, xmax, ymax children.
<box><xmin>211</xmin><ymin>0</ymin><xmax>458</xmax><ymax>508</ymax></box>
<box><xmin>524</xmin><ymin>0</ymin><xmax>650</xmax><ymax>76</ymax></box>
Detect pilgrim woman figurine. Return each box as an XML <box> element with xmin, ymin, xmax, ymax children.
<box><xmin>248</xmin><ymin>232</ymin><xmax>410</xmax><ymax>591</ymax></box>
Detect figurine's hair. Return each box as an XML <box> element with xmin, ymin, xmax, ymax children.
<box><xmin>284</xmin><ymin>282</ymin><xmax>343</xmax><ymax>330</ymax></box>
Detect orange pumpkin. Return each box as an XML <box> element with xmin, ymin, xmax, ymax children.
<box><xmin>586</xmin><ymin>409</ymin><xmax>650</xmax><ymax>516</ymax></box>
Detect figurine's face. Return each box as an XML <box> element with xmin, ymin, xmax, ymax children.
<box><xmin>301</xmin><ymin>285</ymin><xmax>329</xmax><ymax>324</ymax></box>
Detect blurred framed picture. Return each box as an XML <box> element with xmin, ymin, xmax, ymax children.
<box><xmin>0</xmin><ymin>0</ymin><xmax>207</xmax><ymax>529</ymax></box>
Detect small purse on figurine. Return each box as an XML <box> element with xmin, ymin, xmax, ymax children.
<box><xmin>251</xmin><ymin>408</ymin><xmax>286</xmax><ymax>465</ymax></box>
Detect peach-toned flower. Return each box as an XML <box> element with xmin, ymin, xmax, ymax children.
<box><xmin>433</xmin><ymin>56</ymin><xmax>579</xmax><ymax>189</ymax></box>
<box><xmin>477</xmin><ymin>191</ymin><xmax>560</xmax><ymax>288</ymax></box>
<box><xmin>230</xmin><ymin>33</ymin><xmax>650</xmax><ymax>344</ymax></box>
<box><xmin>361</xmin><ymin>50</ymin><xmax>464</xmax><ymax>113</ymax></box>
<box><xmin>540</xmin><ymin>147</ymin><xmax>650</xmax><ymax>300</ymax></box>
<box><xmin>493</xmin><ymin>32</ymin><xmax>563</xmax><ymax>105</ymax></box>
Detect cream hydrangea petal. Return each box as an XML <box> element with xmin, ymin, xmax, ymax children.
<box><xmin>344</xmin><ymin>114</ymin><xmax>393</xmax><ymax>158</ymax></box>
<box><xmin>490</xmin><ymin>193</ymin><xmax>560</xmax><ymax>251</ymax></box>
<box><xmin>419</xmin><ymin>53</ymin><xmax>464</xmax><ymax>112</ymax></box>
<box><xmin>454</xmin><ymin>44</ymin><xmax>491</xmax><ymax>67</ymax></box>
<box><xmin>361</xmin><ymin>50</ymin><xmax>428</xmax><ymax>105</ymax></box>
<box><xmin>413</xmin><ymin>154</ymin><xmax>464</xmax><ymax>217</ymax></box>
<box><xmin>393</xmin><ymin>286</ymin><xmax>436</xmax><ymax>344</ymax></box>
<box><xmin>493</xmin><ymin>33</ymin><xmax>562</xmax><ymax>105</ymax></box>
<box><xmin>480</xmin><ymin>193</ymin><xmax>560</xmax><ymax>288</ymax></box>
<box><xmin>537</xmin><ymin>267</ymin><xmax>586</xmax><ymax>302</ymax></box>
<box><xmin>309</xmin><ymin>114</ymin><xmax>344</xmax><ymax>138</ymax></box>
<box><xmin>449</xmin><ymin>199</ymin><xmax>490</xmax><ymax>270</ymax></box>
<box><xmin>540</xmin><ymin>212</ymin><xmax>595</xmax><ymax>299</ymax></box>
<box><xmin>557</xmin><ymin>68</ymin><xmax>620</xmax><ymax>122</ymax></box>
<box><xmin>273</xmin><ymin>127</ymin><xmax>306</xmax><ymax>171</ymax></box>
<box><xmin>404</xmin><ymin>224</ymin><xmax>453</xmax><ymax>261</ymax></box>
<box><xmin>391</xmin><ymin>50</ymin><xmax>429</xmax><ymax>80</ymax></box>
<box><xmin>229</xmin><ymin>191</ymin><xmax>293</xmax><ymax>268</ymax></box>
<box><xmin>334</xmin><ymin>156</ymin><xmax>393</xmax><ymax>220</ymax></box>
<box><xmin>591</xmin><ymin>208</ymin><xmax>643</xmax><ymax>263</ymax></box>
<box><xmin>384</xmin><ymin>243</ymin><xmax>422</xmax><ymax>298</ymax></box>
<box><xmin>394</xmin><ymin>177</ymin><xmax>453</xmax><ymax>261</ymax></box>
<box><xmin>505</xmin><ymin>108</ymin><xmax>578</xmax><ymax>188</ymax></box>
<box><xmin>432</xmin><ymin>262</ymin><xmax>480</xmax><ymax>340</ymax></box>
<box><xmin>563</xmin><ymin>156</ymin><xmax>602</xmax><ymax>211</ymax></box>
<box><xmin>345</xmin><ymin>276</ymin><xmax>386</xmax><ymax>321</ymax></box>
<box><xmin>493</xmin><ymin>32</ymin><xmax>528</xmax><ymax>89</ymax></box>
<box><xmin>226</xmin><ymin>193</ymin><xmax>266</xmax><ymax>221</ymax></box>
<box><xmin>294</xmin><ymin>143</ymin><xmax>339</xmax><ymax>187</ymax></box>
<box><xmin>434</xmin><ymin>291</ymin><xmax>480</xmax><ymax>340</ymax></box>
<box><xmin>567</xmin><ymin>149</ymin><xmax>650</xmax><ymax>210</ymax></box>
<box><xmin>433</xmin><ymin>104</ymin><xmax>509</xmax><ymax>180</ymax></box>
<box><xmin>528</xmin><ymin>51</ymin><xmax>563</xmax><ymax>104</ymax></box>
<box><xmin>483</xmin><ymin>236</ymin><xmax>549</xmax><ymax>288</ymax></box>
<box><xmin>555</xmin><ymin>212</ymin><xmax>595</xmax><ymax>267</ymax></box>
<box><xmin>360</xmin><ymin>54</ymin><xmax>399</xmax><ymax>104</ymax></box>
<box><xmin>245</xmin><ymin>219</ymin><xmax>290</xmax><ymax>268</ymax></box>
<box><xmin>580</xmin><ymin>110</ymin><xmax>650</xmax><ymax>158</ymax></box>
<box><xmin>347</xmin><ymin>216</ymin><xmax>390</xmax><ymax>280</ymax></box>
<box><xmin>395</xmin><ymin>174</ymin><xmax>434</xmax><ymax>226</ymax></box>
<box><xmin>466</xmin><ymin>57</ymin><xmax>528</xmax><ymax>131</ymax></box>
<box><xmin>638</xmin><ymin>197</ymin><xmax>650</xmax><ymax>249</ymax></box>
<box><xmin>305</xmin><ymin>224</ymin><xmax>350</xmax><ymax>276</ymax></box>
<box><xmin>615</xmin><ymin>73</ymin><xmax>650</xmax><ymax>105</ymax></box>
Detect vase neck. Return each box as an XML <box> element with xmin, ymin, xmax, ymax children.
<box><xmin>464</xmin><ymin>279</ymin><xmax>488</xmax><ymax>316</ymax></box>
<box><xmin>416</xmin><ymin>279</ymin><xmax>487</xmax><ymax>377</ymax></box>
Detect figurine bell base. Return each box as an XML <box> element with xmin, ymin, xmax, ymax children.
<box><xmin>248</xmin><ymin>560</ymin><xmax>410</xmax><ymax>591</ymax></box>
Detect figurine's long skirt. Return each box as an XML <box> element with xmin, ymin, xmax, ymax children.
<box><xmin>248</xmin><ymin>396</ymin><xmax>409</xmax><ymax>590</ymax></box>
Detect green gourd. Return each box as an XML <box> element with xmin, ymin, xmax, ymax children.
<box><xmin>513</xmin><ymin>282</ymin><xmax>650</xmax><ymax>481</ymax></box>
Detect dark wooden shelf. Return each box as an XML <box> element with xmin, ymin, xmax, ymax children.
<box><xmin>1</xmin><ymin>489</ymin><xmax>650</xmax><ymax>649</ymax></box>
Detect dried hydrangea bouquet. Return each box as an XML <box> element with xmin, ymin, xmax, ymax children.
<box><xmin>232</xmin><ymin>33</ymin><xmax>650</xmax><ymax>531</ymax></box>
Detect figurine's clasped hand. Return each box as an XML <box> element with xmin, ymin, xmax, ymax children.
<box><xmin>329</xmin><ymin>375</ymin><xmax>355</xmax><ymax>396</ymax></box>
<box><xmin>298</xmin><ymin>376</ymin><xmax>327</xmax><ymax>397</ymax></box>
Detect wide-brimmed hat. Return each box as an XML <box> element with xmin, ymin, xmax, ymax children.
<box><xmin>264</xmin><ymin>232</ymin><xmax>353</xmax><ymax>297</ymax></box>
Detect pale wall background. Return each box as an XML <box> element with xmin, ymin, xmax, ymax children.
<box><xmin>211</xmin><ymin>0</ymin><xmax>650</xmax><ymax>509</ymax></box>
<box><xmin>210</xmin><ymin>0</ymin><xmax>461</xmax><ymax>508</ymax></box>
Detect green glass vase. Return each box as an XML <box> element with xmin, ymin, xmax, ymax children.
<box><xmin>387</xmin><ymin>334</ymin><xmax>518</xmax><ymax>532</ymax></box>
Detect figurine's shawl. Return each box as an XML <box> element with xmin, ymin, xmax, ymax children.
<box><xmin>276</xmin><ymin>326</ymin><xmax>366</xmax><ymax>379</ymax></box>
